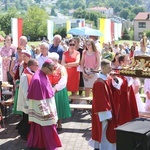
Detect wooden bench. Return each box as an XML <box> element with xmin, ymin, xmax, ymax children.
<box><xmin>2</xmin><ymin>90</ymin><xmax>13</xmax><ymax>96</ymax></box>
<box><xmin>70</xmin><ymin>104</ymin><xmax>92</xmax><ymax>110</ymax></box>
<box><xmin>70</xmin><ymin>104</ymin><xmax>92</xmax><ymax>115</ymax></box>
<box><xmin>69</xmin><ymin>95</ymin><xmax>92</xmax><ymax>102</ymax></box>
<box><xmin>1</xmin><ymin>98</ymin><xmax>14</xmax><ymax>118</ymax></box>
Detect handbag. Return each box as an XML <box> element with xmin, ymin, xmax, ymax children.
<box><xmin>7</xmin><ymin>60</ymin><xmax>13</xmax><ymax>85</ymax></box>
<box><xmin>7</xmin><ymin>71</ymin><xmax>13</xmax><ymax>84</ymax></box>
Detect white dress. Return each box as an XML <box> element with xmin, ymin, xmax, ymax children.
<box><xmin>132</xmin><ymin>78</ymin><xmax>145</xmax><ymax>112</ymax></box>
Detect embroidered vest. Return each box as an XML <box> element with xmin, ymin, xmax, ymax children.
<box><xmin>48</xmin><ymin>66</ymin><xmax>61</xmax><ymax>86</ymax></box>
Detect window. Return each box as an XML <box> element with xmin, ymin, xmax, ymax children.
<box><xmin>138</xmin><ymin>22</ymin><xmax>146</xmax><ymax>28</ymax></box>
<box><xmin>138</xmin><ymin>32</ymin><xmax>143</xmax><ymax>39</ymax></box>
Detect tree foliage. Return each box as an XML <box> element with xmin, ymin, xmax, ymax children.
<box><xmin>51</xmin><ymin>7</ymin><xmax>57</xmax><ymax>16</ymax></box>
<box><xmin>145</xmin><ymin>30</ymin><xmax>150</xmax><ymax>38</ymax></box>
<box><xmin>122</xmin><ymin>28</ymin><xmax>130</xmax><ymax>40</ymax></box>
<box><xmin>0</xmin><ymin>0</ymin><xmax>146</xmax><ymax>40</ymax></box>
<box><xmin>73</xmin><ymin>8</ymin><xmax>105</xmax><ymax>28</ymax></box>
<box><xmin>120</xmin><ymin>9</ymin><xmax>129</xmax><ymax>20</ymax></box>
<box><xmin>23</xmin><ymin>6</ymin><xmax>50</xmax><ymax>41</ymax></box>
<box><xmin>0</xmin><ymin>8</ymin><xmax>19</xmax><ymax>35</ymax></box>
<box><xmin>131</xmin><ymin>7</ymin><xmax>145</xmax><ymax>14</ymax></box>
<box><xmin>54</xmin><ymin>27</ymin><xmax>67</xmax><ymax>38</ymax></box>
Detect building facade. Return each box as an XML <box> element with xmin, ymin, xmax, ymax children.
<box><xmin>134</xmin><ymin>12</ymin><xmax>150</xmax><ymax>41</ymax></box>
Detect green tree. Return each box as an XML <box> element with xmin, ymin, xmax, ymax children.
<box><xmin>34</xmin><ymin>0</ymin><xmax>41</xmax><ymax>3</ymax></box>
<box><xmin>54</xmin><ymin>27</ymin><xmax>66</xmax><ymax>38</ymax></box>
<box><xmin>60</xmin><ymin>1</ymin><xmax>71</xmax><ymax>10</ymax></box>
<box><xmin>73</xmin><ymin>8</ymin><xmax>86</xmax><ymax>18</ymax></box>
<box><xmin>51</xmin><ymin>7</ymin><xmax>57</xmax><ymax>16</ymax></box>
<box><xmin>129</xmin><ymin>26</ymin><xmax>134</xmax><ymax>40</ymax></box>
<box><xmin>123</xmin><ymin>2</ymin><xmax>130</xmax><ymax>8</ymax></box>
<box><xmin>128</xmin><ymin>12</ymin><xmax>136</xmax><ymax>21</ymax></box>
<box><xmin>120</xmin><ymin>9</ymin><xmax>129</xmax><ymax>20</ymax></box>
<box><xmin>122</xmin><ymin>28</ymin><xmax>130</xmax><ymax>40</ymax></box>
<box><xmin>107</xmin><ymin>1</ymin><xmax>116</xmax><ymax>8</ymax></box>
<box><xmin>145</xmin><ymin>30</ymin><xmax>150</xmax><ymax>39</ymax></box>
<box><xmin>23</xmin><ymin>6</ymin><xmax>49</xmax><ymax>41</ymax></box>
<box><xmin>131</xmin><ymin>7</ymin><xmax>145</xmax><ymax>15</ymax></box>
<box><xmin>73</xmin><ymin>8</ymin><xmax>105</xmax><ymax>27</ymax></box>
<box><xmin>114</xmin><ymin>6</ymin><xmax>122</xmax><ymax>14</ymax></box>
<box><xmin>74</xmin><ymin>1</ymin><xmax>85</xmax><ymax>9</ymax></box>
<box><xmin>0</xmin><ymin>31</ymin><xmax>6</xmax><ymax>38</ymax></box>
<box><xmin>0</xmin><ymin>8</ymin><xmax>19</xmax><ymax>35</ymax></box>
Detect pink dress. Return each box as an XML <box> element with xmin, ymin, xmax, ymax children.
<box><xmin>83</xmin><ymin>50</ymin><xmax>98</xmax><ymax>88</ymax></box>
<box><xmin>0</xmin><ymin>45</ymin><xmax>16</xmax><ymax>81</ymax></box>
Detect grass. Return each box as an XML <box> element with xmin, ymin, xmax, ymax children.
<box><xmin>0</xmin><ymin>41</ymin><xmax>41</xmax><ymax>47</ymax></box>
<box><xmin>116</xmin><ymin>40</ymin><xmax>140</xmax><ymax>46</ymax></box>
<box><xmin>0</xmin><ymin>40</ymin><xmax>140</xmax><ymax>48</ymax></box>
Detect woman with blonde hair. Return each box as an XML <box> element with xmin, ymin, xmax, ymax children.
<box><xmin>81</xmin><ymin>39</ymin><xmax>100</xmax><ymax>100</ymax></box>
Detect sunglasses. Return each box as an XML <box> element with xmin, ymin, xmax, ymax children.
<box><xmin>69</xmin><ymin>44</ymin><xmax>75</xmax><ymax>46</ymax></box>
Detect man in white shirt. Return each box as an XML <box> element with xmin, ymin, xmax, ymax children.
<box><xmin>37</xmin><ymin>42</ymin><xmax>52</xmax><ymax>68</ymax></box>
<box><xmin>134</xmin><ymin>40</ymin><xmax>150</xmax><ymax>56</ymax></box>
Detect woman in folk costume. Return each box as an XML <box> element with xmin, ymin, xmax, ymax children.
<box><xmin>48</xmin><ymin>52</ymin><xmax>71</xmax><ymax>131</ymax></box>
<box><xmin>13</xmin><ymin>50</ymin><xmax>31</xmax><ymax>115</ymax></box>
<box><xmin>27</xmin><ymin>59</ymin><xmax>62</xmax><ymax>150</ymax></box>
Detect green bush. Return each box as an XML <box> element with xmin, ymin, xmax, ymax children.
<box><xmin>122</xmin><ymin>28</ymin><xmax>130</xmax><ymax>40</ymax></box>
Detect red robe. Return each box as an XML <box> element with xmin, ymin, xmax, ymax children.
<box><xmin>110</xmin><ymin>76</ymin><xmax>139</xmax><ymax>126</ymax></box>
<box><xmin>92</xmin><ymin>78</ymin><xmax>118</xmax><ymax>143</ymax></box>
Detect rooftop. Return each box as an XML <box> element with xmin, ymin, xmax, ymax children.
<box><xmin>134</xmin><ymin>12</ymin><xmax>150</xmax><ymax>20</ymax></box>
<box><xmin>89</xmin><ymin>7</ymin><xmax>110</xmax><ymax>11</ymax></box>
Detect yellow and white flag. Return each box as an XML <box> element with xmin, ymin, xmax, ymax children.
<box><xmin>66</xmin><ymin>21</ymin><xmax>71</xmax><ymax>38</ymax></box>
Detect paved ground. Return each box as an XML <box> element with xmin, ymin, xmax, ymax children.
<box><xmin>0</xmin><ymin>108</ymin><xmax>93</xmax><ymax>150</ymax></box>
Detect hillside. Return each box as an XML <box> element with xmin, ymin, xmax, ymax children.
<box><xmin>0</xmin><ymin>0</ymin><xmax>144</xmax><ymax>13</ymax></box>
<box><xmin>0</xmin><ymin>0</ymin><xmax>147</xmax><ymax>21</ymax></box>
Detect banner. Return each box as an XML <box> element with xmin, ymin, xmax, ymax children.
<box><xmin>78</xmin><ymin>20</ymin><xmax>85</xmax><ymax>27</ymax></box>
<box><xmin>104</xmin><ymin>19</ymin><xmax>111</xmax><ymax>43</ymax></box>
<box><xmin>118</xmin><ymin>23</ymin><xmax>122</xmax><ymax>39</ymax></box>
<box><xmin>11</xmin><ymin>18</ymin><xmax>23</xmax><ymax>47</ymax></box>
<box><xmin>111</xmin><ymin>21</ymin><xmax>114</xmax><ymax>41</ymax></box>
<box><xmin>66</xmin><ymin>21</ymin><xmax>71</xmax><ymax>38</ymax></box>
<box><xmin>47</xmin><ymin>20</ymin><xmax>54</xmax><ymax>43</ymax></box>
<box><xmin>114</xmin><ymin>22</ymin><xmax>118</xmax><ymax>41</ymax></box>
<box><xmin>99</xmin><ymin>18</ymin><xmax>106</xmax><ymax>46</ymax></box>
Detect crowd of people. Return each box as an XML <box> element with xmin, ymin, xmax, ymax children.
<box><xmin>0</xmin><ymin>33</ymin><xmax>150</xmax><ymax>150</ymax></box>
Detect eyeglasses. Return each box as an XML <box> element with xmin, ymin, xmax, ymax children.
<box><xmin>69</xmin><ymin>44</ymin><xmax>75</xmax><ymax>46</ymax></box>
